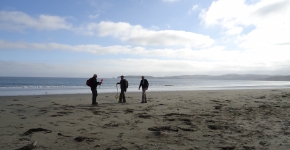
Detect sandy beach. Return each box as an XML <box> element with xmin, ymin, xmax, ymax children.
<box><xmin>1</xmin><ymin>89</ymin><xmax>290</xmax><ymax>150</ymax></box>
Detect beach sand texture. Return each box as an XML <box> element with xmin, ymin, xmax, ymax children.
<box><xmin>1</xmin><ymin>89</ymin><xmax>290</xmax><ymax>150</ymax></box>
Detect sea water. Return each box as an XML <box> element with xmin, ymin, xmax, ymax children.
<box><xmin>0</xmin><ymin>77</ymin><xmax>290</xmax><ymax>96</ymax></box>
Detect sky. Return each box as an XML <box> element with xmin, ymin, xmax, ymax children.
<box><xmin>0</xmin><ymin>0</ymin><xmax>290</xmax><ymax>78</ymax></box>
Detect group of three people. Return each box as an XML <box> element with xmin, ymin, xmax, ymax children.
<box><xmin>89</xmin><ymin>74</ymin><xmax>149</xmax><ymax>106</ymax></box>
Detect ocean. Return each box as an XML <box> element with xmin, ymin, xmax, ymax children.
<box><xmin>0</xmin><ymin>77</ymin><xmax>290</xmax><ymax>96</ymax></box>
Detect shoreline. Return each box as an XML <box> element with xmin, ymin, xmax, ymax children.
<box><xmin>1</xmin><ymin>88</ymin><xmax>290</xmax><ymax>149</ymax></box>
<box><xmin>1</xmin><ymin>86</ymin><xmax>290</xmax><ymax>97</ymax></box>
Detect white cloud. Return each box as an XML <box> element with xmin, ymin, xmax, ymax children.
<box><xmin>0</xmin><ymin>40</ymin><xmax>137</xmax><ymax>54</ymax></box>
<box><xmin>0</xmin><ymin>40</ymin><xmax>227</xmax><ymax>60</ymax></box>
<box><xmin>188</xmin><ymin>4</ymin><xmax>199</xmax><ymax>14</ymax></box>
<box><xmin>192</xmin><ymin>4</ymin><xmax>199</xmax><ymax>11</ymax></box>
<box><xmin>150</xmin><ymin>25</ymin><xmax>159</xmax><ymax>30</ymax></box>
<box><xmin>89</xmin><ymin>14</ymin><xmax>99</xmax><ymax>19</ymax></box>
<box><xmin>239</xmin><ymin>0</ymin><xmax>290</xmax><ymax>48</ymax></box>
<box><xmin>0</xmin><ymin>11</ymin><xmax>71</xmax><ymax>31</ymax></box>
<box><xmin>200</xmin><ymin>0</ymin><xmax>290</xmax><ymax>52</ymax></box>
<box><xmin>200</xmin><ymin>0</ymin><xmax>250</xmax><ymax>34</ymax></box>
<box><xmin>79</xmin><ymin>21</ymin><xmax>215</xmax><ymax>48</ymax></box>
<box><xmin>200</xmin><ymin>0</ymin><xmax>290</xmax><ymax>32</ymax></box>
<box><xmin>226</xmin><ymin>27</ymin><xmax>243</xmax><ymax>35</ymax></box>
<box><xmin>1</xmin><ymin>40</ymin><xmax>290</xmax><ymax>68</ymax></box>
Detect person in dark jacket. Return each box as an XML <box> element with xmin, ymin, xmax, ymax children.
<box><xmin>90</xmin><ymin>74</ymin><xmax>102</xmax><ymax>106</ymax></box>
<box><xmin>116</xmin><ymin>75</ymin><xmax>127</xmax><ymax>103</ymax></box>
<box><xmin>138</xmin><ymin>76</ymin><xmax>149</xmax><ymax>103</ymax></box>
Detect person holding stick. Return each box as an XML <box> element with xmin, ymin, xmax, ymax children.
<box><xmin>88</xmin><ymin>74</ymin><xmax>102</xmax><ymax>106</ymax></box>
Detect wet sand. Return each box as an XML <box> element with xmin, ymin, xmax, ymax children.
<box><xmin>1</xmin><ymin>89</ymin><xmax>290</xmax><ymax>150</ymax></box>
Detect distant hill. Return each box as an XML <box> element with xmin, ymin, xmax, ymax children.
<box><xmin>263</xmin><ymin>75</ymin><xmax>290</xmax><ymax>81</ymax></box>
<box><xmin>158</xmin><ymin>74</ymin><xmax>273</xmax><ymax>80</ymax></box>
<box><xmin>116</xmin><ymin>75</ymin><xmax>155</xmax><ymax>79</ymax></box>
<box><xmin>117</xmin><ymin>74</ymin><xmax>290</xmax><ymax>81</ymax></box>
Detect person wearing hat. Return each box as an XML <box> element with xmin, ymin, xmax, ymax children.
<box><xmin>89</xmin><ymin>74</ymin><xmax>102</xmax><ymax>106</ymax></box>
<box><xmin>116</xmin><ymin>75</ymin><xmax>128</xmax><ymax>103</ymax></box>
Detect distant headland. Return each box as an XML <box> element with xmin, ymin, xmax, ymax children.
<box><xmin>116</xmin><ymin>74</ymin><xmax>290</xmax><ymax>81</ymax></box>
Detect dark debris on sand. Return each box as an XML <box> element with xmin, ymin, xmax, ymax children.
<box><xmin>218</xmin><ymin>146</ymin><xmax>236</xmax><ymax>150</ymax></box>
<box><xmin>103</xmin><ymin>122</ymin><xmax>125</xmax><ymax>128</ymax></box>
<box><xmin>164</xmin><ymin>113</ymin><xmax>191</xmax><ymax>117</ymax></box>
<box><xmin>124</xmin><ymin>108</ymin><xmax>134</xmax><ymax>114</ymax></box>
<box><xmin>105</xmin><ymin>146</ymin><xmax>128</xmax><ymax>150</ymax></box>
<box><xmin>74</xmin><ymin>136</ymin><xmax>97</xmax><ymax>142</ymax></box>
<box><xmin>22</xmin><ymin>128</ymin><xmax>51</xmax><ymax>136</ymax></box>
<box><xmin>148</xmin><ymin>126</ymin><xmax>179</xmax><ymax>132</ymax></box>
<box><xmin>57</xmin><ymin>132</ymin><xmax>72</xmax><ymax>137</ymax></box>
<box><xmin>137</xmin><ymin>113</ymin><xmax>152</xmax><ymax>119</ymax></box>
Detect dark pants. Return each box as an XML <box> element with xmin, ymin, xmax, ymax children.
<box><xmin>119</xmin><ymin>89</ymin><xmax>126</xmax><ymax>102</ymax></box>
<box><xmin>91</xmin><ymin>88</ymin><xmax>98</xmax><ymax>104</ymax></box>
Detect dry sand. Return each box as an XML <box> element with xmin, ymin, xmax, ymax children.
<box><xmin>1</xmin><ymin>89</ymin><xmax>290</xmax><ymax>150</ymax></box>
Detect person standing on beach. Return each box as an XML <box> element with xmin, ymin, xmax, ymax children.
<box><xmin>89</xmin><ymin>74</ymin><xmax>102</xmax><ymax>106</ymax></box>
<box><xmin>116</xmin><ymin>75</ymin><xmax>127</xmax><ymax>103</ymax></box>
<box><xmin>139</xmin><ymin>76</ymin><xmax>149</xmax><ymax>103</ymax></box>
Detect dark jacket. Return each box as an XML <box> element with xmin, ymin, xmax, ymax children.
<box><xmin>90</xmin><ymin>78</ymin><xmax>101</xmax><ymax>90</ymax></box>
<box><xmin>139</xmin><ymin>79</ymin><xmax>149</xmax><ymax>89</ymax></box>
<box><xmin>117</xmin><ymin>79</ymin><xmax>127</xmax><ymax>90</ymax></box>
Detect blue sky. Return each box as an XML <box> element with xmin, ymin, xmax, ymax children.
<box><xmin>0</xmin><ymin>0</ymin><xmax>289</xmax><ymax>77</ymax></box>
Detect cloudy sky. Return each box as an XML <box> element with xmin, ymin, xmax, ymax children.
<box><xmin>0</xmin><ymin>0</ymin><xmax>289</xmax><ymax>78</ymax></box>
